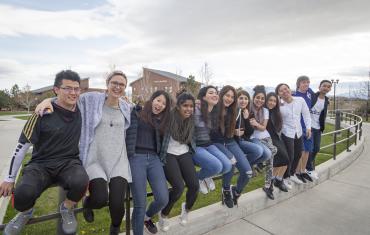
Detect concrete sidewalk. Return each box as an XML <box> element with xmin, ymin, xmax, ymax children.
<box><xmin>207</xmin><ymin>124</ymin><xmax>370</xmax><ymax>235</ymax></box>
<box><xmin>0</xmin><ymin>116</ymin><xmax>26</xmax><ymax>223</ymax></box>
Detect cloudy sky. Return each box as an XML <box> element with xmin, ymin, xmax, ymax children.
<box><xmin>0</xmin><ymin>0</ymin><xmax>369</xmax><ymax>94</ymax></box>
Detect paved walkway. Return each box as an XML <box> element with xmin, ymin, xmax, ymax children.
<box><xmin>0</xmin><ymin>115</ymin><xmax>27</xmax><ymax>177</ymax></box>
<box><xmin>207</xmin><ymin>124</ymin><xmax>370</xmax><ymax>235</ymax></box>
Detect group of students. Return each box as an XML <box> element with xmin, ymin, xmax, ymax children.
<box><xmin>0</xmin><ymin>70</ymin><xmax>332</xmax><ymax>235</ymax></box>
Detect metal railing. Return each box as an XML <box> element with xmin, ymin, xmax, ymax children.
<box><xmin>0</xmin><ymin>111</ymin><xmax>364</xmax><ymax>234</ymax></box>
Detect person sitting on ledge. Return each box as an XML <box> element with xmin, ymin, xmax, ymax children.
<box><xmin>0</xmin><ymin>70</ymin><xmax>89</xmax><ymax>235</ymax></box>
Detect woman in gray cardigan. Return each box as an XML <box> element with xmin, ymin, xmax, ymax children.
<box><xmin>35</xmin><ymin>71</ymin><xmax>131</xmax><ymax>235</ymax></box>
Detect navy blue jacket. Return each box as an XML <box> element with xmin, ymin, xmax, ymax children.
<box><xmin>125</xmin><ymin>105</ymin><xmax>164</xmax><ymax>163</ymax></box>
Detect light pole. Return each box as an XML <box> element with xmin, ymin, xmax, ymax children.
<box><xmin>331</xmin><ymin>79</ymin><xmax>340</xmax><ymax>130</ymax></box>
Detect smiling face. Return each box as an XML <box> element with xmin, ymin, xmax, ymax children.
<box><xmin>319</xmin><ymin>82</ymin><xmax>332</xmax><ymax>95</ymax></box>
<box><xmin>298</xmin><ymin>79</ymin><xmax>310</xmax><ymax>92</ymax></box>
<box><xmin>277</xmin><ymin>84</ymin><xmax>292</xmax><ymax>100</ymax></box>
<box><xmin>238</xmin><ymin>94</ymin><xmax>249</xmax><ymax>109</ymax></box>
<box><xmin>253</xmin><ymin>93</ymin><xmax>265</xmax><ymax>109</ymax></box>
<box><xmin>152</xmin><ymin>94</ymin><xmax>167</xmax><ymax>115</ymax></box>
<box><xmin>203</xmin><ymin>87</ymin><xmax>219</xmax><ymax>106</ymax></box>
<box><xmin>178</xmin><ymin>99</ymin><xmax>194</xmax><ymax>119</ymax></box>
<box><xmin>223</xmin><ymin>90</ymin><xmax>235</xmax><ymax>107</ymax></box>
<box><xmin>267</xmin><ymin>95</ymin><xmax>277</xmax><ymax>110</ymax></box>
<box><xmin>54</xmin><ymin>79</ymin><xmax>81</xmax><ymax>108</ymax></box>
<box><xmin>107</xmin><ymin>75</ymin><xmax>127</xmax><ymax>99</ymax></box>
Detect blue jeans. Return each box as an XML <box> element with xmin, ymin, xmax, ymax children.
<box><xmin>214</xmin><ymin>141</ymin><xmax>253</xmax><ymax>193</ymax></box>
<box><xmin>129</xmin><ymin>153</ymin><xmax>169</xmax><ymax>235</ymax></box>
<box><xmin>237</xmin><ymin>140</ymin><xmax>264</xmax><ymax>165</ymax></box>
<box><xmin>192</xmin><ymin>145</ymin><xmax>232</xmax><ymax>180</ymax></box>
<box><xmin>250</xmin><ymin>138</ymin><xmax>272</xmax><ymax>163</ymax></box>
<box><xmin>307</xmin><ymin>128</ymin><xmax>321</xmax><ymax>171</ymax></box>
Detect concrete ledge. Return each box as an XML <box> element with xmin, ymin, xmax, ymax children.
<box><xmin>122</xmin><ymin>136</ymin><xmax>365</xmax><ymax>235</ymax></box>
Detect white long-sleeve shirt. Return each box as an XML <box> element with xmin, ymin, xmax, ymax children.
<box><xmin>280</xmin><ymin>96</ymin><xmax>311</xmax><ymax>139</ymax></box>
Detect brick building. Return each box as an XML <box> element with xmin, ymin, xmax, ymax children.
<box><xmin>130</xmin><ymin>68</ymin><xmax>200</xmax><ymax>102</ymax></box>
<box><xmin>32</xmin><ymin>78</ymin><xmax>104</xmax><ymax>98</ymax></box>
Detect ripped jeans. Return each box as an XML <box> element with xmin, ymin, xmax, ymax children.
<box><xmin>214</xmin><ymin>140</ymin><xmax>253</xmax><ymax>193</ymax></box>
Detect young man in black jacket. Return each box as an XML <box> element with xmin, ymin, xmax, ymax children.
<box><xmin>306</xmin><ymin>80</ymin><xmax>332</xmax><ymax>179</ymax></box>
<box><xmin>0</xmin><ymin>70</ymin><xmax>89</xmax><ymax>235</ymax></box>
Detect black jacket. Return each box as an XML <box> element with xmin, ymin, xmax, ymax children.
<box><xmin>235</xmin><ymin>108</ymin><xmax>254</xmax><ymax>141</ymax></box>
<box><xmin>125</xmin><ymin>105</ymin><xmax>164</xmax><ymax>163</ymax></box>
<box><xmin>311</xmin><ymin>92</ymin><xmax>330</xmax><ymax>133</ymax></box>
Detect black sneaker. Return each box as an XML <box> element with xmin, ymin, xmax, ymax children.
<box><xmin>144</xmin><ymin>219</ymin><xmax>158</xmax><ymax>234</ymax></box>
<box><xmin>222</xmin><ymin>187</ymin><xmax>234</xmax><ymax>208</ymax></box>
<box><xmin>263</xmin><ymin>185</ymin><xmax>274</xmax><ymax>200</ymax></box>
<box><xmin>82</xmin><ymin>198</ymin><xmax>94</xmax><ymax>223</ymax></box>
<box><xmin>273</xmin><ymin>179</ymin><xmax>288</xmax><ymax>192</ymax></box>
<box><xmin>231</xmin><ymin>186</ymin><xmax>240</xmax><ymax>206</ymax></box>
<box><xmin>110</xmin><ymin>224</ymin><xmax>120</xmax><ymax>235</ymax></box>
<box><xmin>301</xmin><ymin>172</ymin><xmax>313</xmax><ymax>182</ymax></box>
<box><xmin>296</xmin><ymin>173</ymin><xmax>307</xmax><ymax>183</ymax></box>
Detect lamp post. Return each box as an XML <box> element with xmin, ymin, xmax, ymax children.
<box><xmin>331</xmin><ymin>79</ymin><xmax>340</xmax><ymax>131</ymax></box>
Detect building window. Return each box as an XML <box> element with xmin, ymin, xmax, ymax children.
<box><xmin>169</xmin><ymin>86</ymin><xmax>172</xmax><ymax>93</ymax></box>
<box><xmin>154</xmin><ymin>86</ymin><xmax>157</xmax><ymax>91</ymax></box>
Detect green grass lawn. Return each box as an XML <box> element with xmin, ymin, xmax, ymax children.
<box><xmin>2</xmin><ymin>123</ymin><xmax>359</xmax><ymax>234</ymax></box>
<box><xmin>0</xmin><ymin>111</ymin><xmax>29</xmax><ymax>116</ymax></box>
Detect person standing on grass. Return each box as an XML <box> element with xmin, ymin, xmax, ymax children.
<box><xmin>293</xmin><ymin>75</ymin><xmax>315</xmax><ymax>183</ymax></box>
<box><xmin>158</xmin><ymin>91</ymin><xmax>199</xmax><ymax>231</ymax></box>
<box><xmin>235</xmin><ymin>90</ymin><xmax>265</xmax><ymax>174</ymax></box>
<box><xmin>276</xmin><ymin>83</ymin><xmax>311</xmax><ymax>188</ymax></box>
<box><xmin>265</xmin><ymin>92</ymin><xmax>290</xmax><ymax>192</ymax></box>
<box><xmin>306</xmin><ymin>80</ymin><xmax>332</xmax><ymax>179</ymax></box>
<box><xmin>34</xmin><ymin>70</ymin><xmax>132</xmax><ymax>235</ymax></box>
<box><xmin>249</xmin><ymin>85</ymin><xmax>276</xmax><ymax>200</ymax></box>
<box><xmin>126</xmin><ymin>90</ymin><xmax>170</xmax><ymax>235</ymax></box>
<box><xmin>192</xmin><ymin>86</ymin><xmax>232</xmax><ymax>195</ymax></box>
<box><xmin>210</xmin><ymin>85</ymin><xmax>253</xmax><ymax>208</ymax></box>
<box><xmin>0</xmin><ymin>70</ymin><xmax>89</xmax><ymax>235</ymax></box>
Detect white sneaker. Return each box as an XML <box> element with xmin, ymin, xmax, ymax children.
<box><xmin>179</xmin><ymin>202</ymin><xmax>188</xmax><ymax>226</ymax></box>
<box><xmin>204</xmin><ymin>177</ymin><xmax>216</xmax><ymax>191</ymax></box>
<box><xmin>290</xmin><ymin>174</ymin><xmax>303</xmax><ymax>184</ymax></box>
<box><xmin>158</xmin><ymin>212</ymin><xmax>170</xmax><ymax>231</ymax></box>
<box><xmin>283</xmin><ymin>178</ymin><xmax>293</xmax><ymax>190</ymax></box>
<box><xmin>199</xmin><ymin>180</ymin><xmax>209</xmax><ymax>194</ymax></box>
<box><xmin>307</xmin><ymin>171</ymin><xmax>319</xmax><ymax>180</ymax></box>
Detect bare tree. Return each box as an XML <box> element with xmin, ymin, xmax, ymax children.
<box><xmin>138</xmin><ymin>67</ymin><xmax>152</xmax><ymax>101</ymax></box>
<box><xmin>199</xmin><ymin>62</ymin><xmax>213</xmax><ymax>86</ymax></box>
<box><xmin>17</xmin><ymin>84</ymin><xmax>37</xmax><ymax>113</ymax></box>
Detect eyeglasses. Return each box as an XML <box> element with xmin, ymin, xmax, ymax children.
<box><xmin>110</xmin><ymin>81</ymin><xmax>126</xmax><ymax>89</ymax></box>
<box><xmin>59</xmin><ymin>86</ymin><xmax>81</xmax><ymax>94</ymax></box>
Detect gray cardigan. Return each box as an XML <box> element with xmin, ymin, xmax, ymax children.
<box><xmin>78</xmin><ymin>92</ymin><xmax>131</xmax><ymax>166</ymax></box>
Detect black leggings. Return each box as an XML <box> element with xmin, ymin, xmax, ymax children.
<box><xmin>282</xmin><ymin>134</ymin><xmax>303</xmax><ymax>178</ymax></box>
<box><xmin>161</xmin><ymin>153</ymin><xmax>199</xmax><ymax>216</ymax></box>
<box><xmin>84</xmin><ymin>177</ymin><xmax>128</xmax><ymax>227</ymax></box>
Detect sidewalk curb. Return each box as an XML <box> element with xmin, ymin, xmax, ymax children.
<box><xmin>121</xmin><ymin>136</ymin><xmax>365</xmax><ymax>235</ymax></box>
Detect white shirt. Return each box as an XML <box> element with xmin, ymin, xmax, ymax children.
<box><xmin>251</xmin><ymin>108</ymin><xmax>271</xmax><ymax>140</ymax></box>
<box><xmin>311</xmin><ymin>97</ymin><xmax>325</xmax><ymax>129</ymax></box>
<box><xmin>280</xmin><ymin>96</ymin><xmax>311</xmax><ymax>139</ymax></box>
<box><xmin>167</xmin><ymin>136</ymin><xmax>189</xmax><ymax>156</ymax></box>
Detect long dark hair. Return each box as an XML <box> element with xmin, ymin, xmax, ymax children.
<box><xmin>237</xmin><ymin>90</ymin><xmax>251</xmax><ymax>112</ymax></box>
<box><xmin>251</xmin><ymin>85</ymin><xmax>266</xmax><ymax>124</ymax></box>
<box><xmin>197</xmin><ymin>85</ymin><xmax>218</xmax><ymax>125</ymax></box>
<box><xmin>140</xmin><ymin>90</ymin><xmax>171</xmax><ymax>135</ymax></box>
<box><xmin>169</xmin><ymin>92</ymin><xmax>195</xmax><ymax>144</ymax></box>
<box><xmin>266</xmin><ymin>92</ymin><xmax>282</xmax><ymax>132</ymax></box>
<box><xmin>216</xmin><ymin>85</ymin><xmax>238</xmax><ymax>138</ymax></box>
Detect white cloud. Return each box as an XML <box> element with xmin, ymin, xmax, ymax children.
<box><xmin>1</xmin><ymin>0</ymin><xmax>370</xmax><ymax>91</ymax></box>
